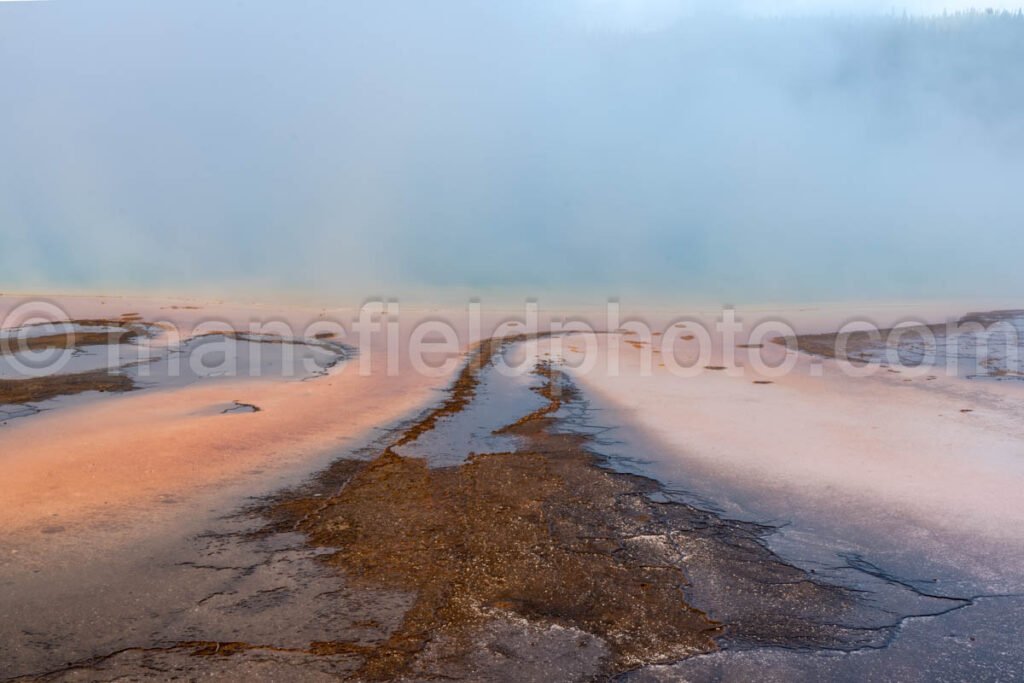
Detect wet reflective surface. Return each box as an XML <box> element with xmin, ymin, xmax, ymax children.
<box><xmin>0</xmin><ymin>320</ymin><xmax>351</xmax><ymax>425</ymax></box>
<box><xmin>3</xmin><ymin>335</ymin><xmax>1022</xmax><ymax>681</ymax></box>
<box><xmin>789</xmin><ymin>310</ymin><xmax>1024</xmax><ymax>381</ymax></box>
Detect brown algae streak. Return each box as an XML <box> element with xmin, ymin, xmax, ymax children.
<box><xmin>0</xmin><ymin>370</ymin><xmax>135</xmax><ymax>406</ymax></box>
<box><xmin>267</xmin><ymin>335</ymin><xmax>861</xmax><ymax>679</ymax></box>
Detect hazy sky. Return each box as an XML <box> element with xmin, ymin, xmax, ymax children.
<box><xmin>579</xmin><ymin>0</ymin><xmax>1024</xmax><ymax>29</ymax></box>
<box><xmin>2</xmin><ymin>1</ymin><xmax>1023</xmax><ymax>305</ymax></box>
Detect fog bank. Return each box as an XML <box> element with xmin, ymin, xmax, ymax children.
<box><xmin>2</xmin><ymin>2</ymin><xmax>1022</xmax><ymax>304</ymax></box>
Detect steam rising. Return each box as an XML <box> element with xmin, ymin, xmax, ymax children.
<box><xmin>1</xmin><ymin>1</ymin><xmax>1022</xmax><ymax>304</ymax></box>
